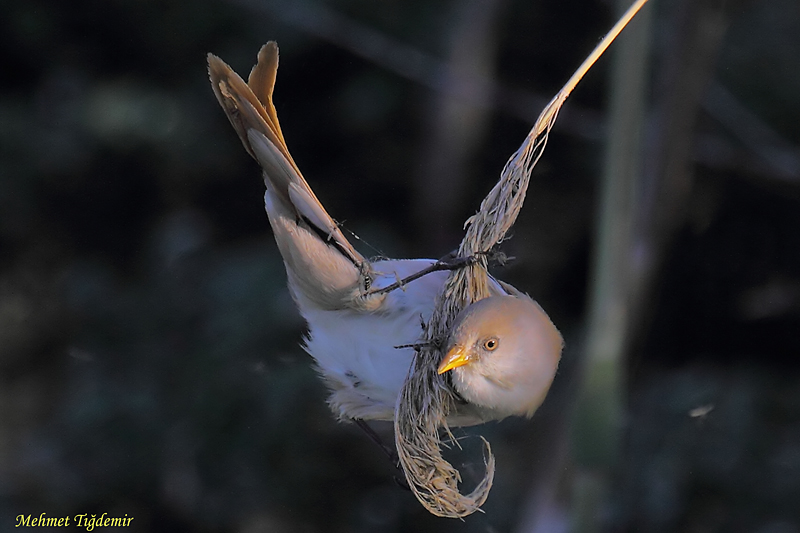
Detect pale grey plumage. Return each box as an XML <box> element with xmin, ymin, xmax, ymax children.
<box><xmin>440</xmin><ymin>293</ymin><xmax>562</xmax><ymax>419</ymax></box>
<box><xmin>207</xmin><ymin>43</ymin><xmax>562</xmax><ymax>427</ymax></box>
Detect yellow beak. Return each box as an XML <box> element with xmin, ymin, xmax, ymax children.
<box><xmin>437</xmin><ymin>345</ymin><xmax>471</xmax><ymax>374</ymax></box>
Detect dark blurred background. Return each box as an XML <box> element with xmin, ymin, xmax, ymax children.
<box><xmin>2</xmin><ymin>0</ymin><xmax>800</xmax><ymax>531</ymax></box>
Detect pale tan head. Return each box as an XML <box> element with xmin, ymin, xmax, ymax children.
<box><xmin>438</xmin><ymin>294</ymin><xmax>563</xmax><ymax>419</ymax></box>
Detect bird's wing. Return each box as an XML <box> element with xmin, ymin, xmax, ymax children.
<box><xmin>208</xmin><ymin>43</ymin><xmax>373</xmax><ymax>311</ymax></box>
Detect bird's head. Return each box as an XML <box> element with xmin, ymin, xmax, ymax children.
<box><xmin>438</xmin><ymin>294</ymin><xmax>563</xmax><ymax>419</ymax></box>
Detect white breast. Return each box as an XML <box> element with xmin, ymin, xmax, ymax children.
<box><xmin>299</xmin><ymin>259</ymin><xmax>448</xmax><ymax>421</ymax></box>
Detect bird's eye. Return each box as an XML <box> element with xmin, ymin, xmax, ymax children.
<box><xmin>483</xmin><ymin>338</ymin><xmax>499</xmax><ymax>351</ymax></box>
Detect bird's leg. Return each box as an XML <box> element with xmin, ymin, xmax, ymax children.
<box><xmin>354</xmin><ymin>419</ymin><xmax>398</xmax><ymax>463</ymax></box>
<box><xmin>364</xmin><ymin>253</ymin><xmax>472</xmax><ymax>297</ymax></box>
<box><xmin>365</xmin><ymin>249</ymin><xmax>513</xmax><ymax>297</ymax></box>
<box><xmin>353</xmin><ymin>419</ymin><xmax>411</xmax><ymax>491</ymax></box>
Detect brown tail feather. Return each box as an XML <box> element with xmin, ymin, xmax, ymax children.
<box><xmin>208</xmin><ymin>42</ymin><xmax>373</xmax><ymax>310</ymax></box>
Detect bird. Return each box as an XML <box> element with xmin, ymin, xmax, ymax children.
<box><xmin>207</xmin><ymin>42</ymin><xmax>563</xmax><ymax>428</ymax></box>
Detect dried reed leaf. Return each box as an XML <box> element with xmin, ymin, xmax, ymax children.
<box><xmin>393</xmin><ymin>0</ymin><xmax>650</xmax><ymax>518</ymax></box>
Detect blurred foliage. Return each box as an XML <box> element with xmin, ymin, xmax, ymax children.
<box><xmin>1</xmin><ymin>0</ymin><xmax>800</xmax><ymax>532</ymax></box>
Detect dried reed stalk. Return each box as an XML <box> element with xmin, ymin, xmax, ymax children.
<box><xmin>393</xmin><ymin>0</ymin><xmax>650</xmax><ymax>518</ymax></box>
